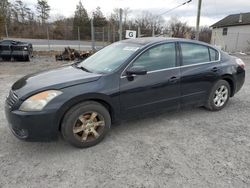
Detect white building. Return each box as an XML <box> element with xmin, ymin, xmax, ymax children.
<box><xmin>211</xmin><ymin>12</ymin><xmax>250</xmax><ymax>53</ymax></box>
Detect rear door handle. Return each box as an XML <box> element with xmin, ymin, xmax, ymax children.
<box><xmin>168</xmin><ymin>76</ymin><xmax>178</xmax><ymax>83</ymax></box>
<box><xmin>211</xmin><ymin>67</ymin><xmax>218</xmax><ymax>72</ymax></box>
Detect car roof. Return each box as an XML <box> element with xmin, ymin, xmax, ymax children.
<box><xmin>0</xmin><ymin>40</ymin><xmax>20</xmax><ymax>43</ymax></box>
<box><xmin>121</xmin><ymin>37</ymin><xmax>216</xmax><ymax>49</ymax></box>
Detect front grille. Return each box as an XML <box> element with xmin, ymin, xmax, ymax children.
<box><xmin>6</xmin><ymin>90</ymin><xmax>18</xmax><ymax>108</ymax></box>
<box><xmin>12</xmin><ymin>46</ymin><xmax>24</xmax><ymax>51</ymax></box>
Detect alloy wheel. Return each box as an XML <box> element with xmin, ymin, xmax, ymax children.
<box><xmin>213</xmin><ymin>85</ymin><xmax>228</xmax><ymax>107</ymax></box>
<box><xmin>73</xmin><ymin>111</ymin><xmax>105</xmax><ymax>142</ymax></box>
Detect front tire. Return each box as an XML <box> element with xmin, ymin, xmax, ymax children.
<box><xmin>61</xmin><ymin>101</ymin><xmax>111</xmax><ymax>148</ymax></box>
<box><xmin>205</xmin><ymin>80</ymin><xmax>231</xmax><ymax>111</ymax></box>
<box><xmin>25</xmin><ymin>54</ymin><xmax>30</xmax><ymax>61</ymax></box>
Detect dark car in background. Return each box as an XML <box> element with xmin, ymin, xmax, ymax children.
<box><xmin>0</xmin><ymin>40</ymin><xmax>33</xmax><ymax>61</ymax></box>
<box><xmin>5</xmin><ymin>37</ymin><xmax>245</xmax><ymax>148</ymax></box>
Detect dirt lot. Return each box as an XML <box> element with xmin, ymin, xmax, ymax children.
<box><xmin>0</xmin><ymin>55</ymin><xmax>250</xmax><ymax>188</ymax></box>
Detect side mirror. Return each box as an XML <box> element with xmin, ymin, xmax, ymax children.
<box><xmin>126</xmin><ymin>66</ymin><xmax>147</xmax><ymax>76</ymax></box>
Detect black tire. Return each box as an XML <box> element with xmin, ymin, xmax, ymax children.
<box><xmin>205</xmin><ymin>80</ymin><xmax>231</xmax><ymax>111</ymax></box>
<box><xmin>25</xmin><ymin>54</ymin><xmax>30</xmax><ymax>61</ymax></box>
<box><xmin>61</xmin><ymin>101</ymin><xmax>111</xmax><ymax>148</ymax></box>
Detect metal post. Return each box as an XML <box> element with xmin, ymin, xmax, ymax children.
<box><xmin>152</xmin><ymin>23</ymin><xmax>155</xmax><ymax>37</ymax></box>
<box><xmin>5</xmin><ymin>23</ymin><xmax>8</xmax><ymax>38</ymax></box>
<box><xmin>91</xmin><ymin>19</ymin><xmax>95</xmax><ymax>51</ymax></box>
<box><xmin>47</xmin><ymin>27</ymin><xmax>50</xmax><ymax>51</ymax></box>
<box><xmin>78</xmin><ymin>26</ymin><xmax>80</xmax><ymax>51</ymax></box>
<box><xmin>119</xmin><ymin>8</ymin><xmax>123</xmax><ymax>41</ymax></box>
<box><xmin>107</xmin><ymin>25</ymin><xmax>110</xmax><ymax>43</ymax></box>
<box><xmin>113</xmin><ymin>25</ymin><xmax>115</xmax><ymax>42</ymax></box>
<box><xmin>195</xmin><ymin>0</ymin><xmax>202</xmax><ymax>40</ymax></box>
<box><xmin>138</xmin><ymin>26</ymin><xmax>141</xmax><ymax>38</ymax></box>
<box><xmin>102</xmin><ymin>27</ymin><xmax>105</xmax><ymax>47</ymax></box>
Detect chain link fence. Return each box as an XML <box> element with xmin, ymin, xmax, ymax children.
<box><xmin>3</xmin><ymin>23</ymin><xmax>165</xmax><ymax>52</ymax></box>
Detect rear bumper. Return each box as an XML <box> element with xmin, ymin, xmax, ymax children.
<box><xmin>234</xmin><ymin>68</ymin><xmax>245</xmax><ymax>94</ymax></box>
<box><xmin>5</xmin><ymin>102</ymin><xmax>59</xmax><ymax>141</ymax></box>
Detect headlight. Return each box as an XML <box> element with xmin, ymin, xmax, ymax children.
<box><xmin>19</xmin><ymin>90</ymin><xmax>62</xmax><ymax>111</ymax></box>
<box><xmin>23</xmin><ymin>47</ymin><xmax>28</xmax><ymax>50</ymax></box>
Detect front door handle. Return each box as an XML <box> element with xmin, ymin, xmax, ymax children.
<box><xmin>168</xmin><ymin>76</ymin><xmax>178</xmax><ymax>83</ymax></box>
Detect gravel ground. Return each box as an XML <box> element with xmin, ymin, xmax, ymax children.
<box><xmin>0</xmin><ymin>55</ymin><xmax>250</xmax><ymax>188</ymax></box>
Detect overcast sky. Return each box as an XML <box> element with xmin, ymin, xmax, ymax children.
<box><xmin>15</xmin><ymin>0</ymin><xmax>250</xmax><ymax>27</ymax></box>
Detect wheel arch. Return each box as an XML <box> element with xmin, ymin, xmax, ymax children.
<box><xmin>57</xmin><ymin>93</ymin><xmax>117</xmax><ymax>131</ymax></box>
<box><xmin>221</xmin><ymin>74</ymin><xmax>235</xmax><ymax>97</ymax></box>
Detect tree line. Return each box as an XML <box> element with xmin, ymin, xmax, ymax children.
<box><xmin>0</xmin><ymin>0</ymin><xmax>211</xmax><ymax>43</ymax></box>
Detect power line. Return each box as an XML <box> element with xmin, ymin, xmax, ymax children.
<box><xmin>152</xmin><ymin>0</ymin><xmax>192</xmax><ymax>36</ymax></box>
<box><xmin>156</xmin><ymin>0</ymin><xmax>178</xmax><ymax>14</ymax></box>
<box><xmin>158</xmin><ymin>0</ymin><xmax>192</xmax><ymax>16</ymax></box>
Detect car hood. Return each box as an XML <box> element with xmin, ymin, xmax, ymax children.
<box><xmin>12</xmin><ymin>65</ymin><xmax>101</xmax><ymax>99</ymax></box>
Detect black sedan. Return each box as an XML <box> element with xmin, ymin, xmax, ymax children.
<box><xmin>5</xmin><ymin>37</ymin><xmax>245</xmax><ymax>148</ymax></box>
<box><xmin>0</xmin><ymin>40</ymin><xmax>33</xmax><ymax>61</ymax></box>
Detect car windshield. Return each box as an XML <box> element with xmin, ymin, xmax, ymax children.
<box><xmin>77</xmin><ymin>42</ymin><xmax>141</xmax><ymax>74</ymax></box>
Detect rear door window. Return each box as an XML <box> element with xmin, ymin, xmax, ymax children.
<box><xmin>180</xmin><ymin>43</ymin><xmax>210</xmax><ymax>66</ymax></box>
<box><xmin>209</xmin><ymin>48</ymin><xmax>219</xmax><ymax>61</ymax></box>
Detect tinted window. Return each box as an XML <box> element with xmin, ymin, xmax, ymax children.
<box><xmin>0</xmin><ymin>40</ymin><xmax>12</xmax><ymax>45</ymax></box>
<box><xmin>132</xmin><ymin>43</ymin><xmax>176</xmax><ymax>71</ymax></box>
<box><xmin>209</xmin><ymin>48</ymin><xmax>219</xmax><ymax>61</ymax></box>
<box><xmin>180</xmin><ymin>43</ymin><xmax>210</xmax><ymax>66</ymax></box>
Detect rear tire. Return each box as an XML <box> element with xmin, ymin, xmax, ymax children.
<box><xmin>205</xmin><ymin>80</ymin><xmax>231</xmax><ymax>111</ymax></box>
<box><xmin>61</xmin><ymin>101</ymin><xmax>111</xmax><ymax>148</ymax></box>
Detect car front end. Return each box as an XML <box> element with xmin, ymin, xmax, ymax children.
<box><xmin>5</xmin><ymin>89</ymin><xmax>63</xmax><ymax>141</ymax></box>
<box><xmin>4</xmin><ymin>65</ymin><xmax>102</xmax><ymax>141</ymax></box>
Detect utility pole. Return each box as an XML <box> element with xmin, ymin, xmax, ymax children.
<box><xmin>91</xmin><ymin>19</ymin><xmax>95</xmax><ymax>51</ymax></box>
<box><xmin>195</xmin><ymin>0</ymin><xmax>202</xmax><ymax>40</ymax></box>
<box><xmin>119</xmin><ymin>8</ymin><xmax>123</xmax><ymax>41</ymax></box>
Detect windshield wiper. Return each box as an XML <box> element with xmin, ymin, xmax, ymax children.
<box><xmin>79</xmin><ymin>66</ymin><xmax>91</xmax><ymax>73</ymax></box>
<box><xmin>72</xmin><ymin>64</ymin><xmax>92</xmax><ymax>73</ymax></box>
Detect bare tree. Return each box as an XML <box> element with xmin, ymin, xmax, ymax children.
<box><xmin>14</xmin><ymin>0</ymin><xmax>27</xmax><ymax>22</ymax></box>
<box><xmin>109</xmin><ymin>8</ymin><xmax>120</xmax><ymax>25</ymax></box>
<box><xmin>168</xmin><ymin>17</ymin><xmax>193</xmax><ymax>38</ymax></box>
<box><xmin>134</xmin><ymin>11</ymin><xmax>165</xmax><ymax>36</ymax></box>
<box><xmin>36</xmin><ymin>0</ymin><xmax>50</xmax><ymax>24</ymax></box>
<box><xmin>0</xmin><ymin>0</ymin><xmax>10</xmax><ymax>37</ymax></box>
<box><xmin>123</xmin><ymin>7</ymin><xmax>131</xmax><ymax>26</ymax></box>
<box><xmin>199</xmin><ymin>26</ymin><xmax>212</xmax><ymax>43</ymax></box>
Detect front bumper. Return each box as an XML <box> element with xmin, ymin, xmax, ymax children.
<box><xmin>5</xmin><ymin>102</ymin><xmax>59</xmax><ymax>141</ymax></box>
<box><xmin>11</xmin><ymin>51</ymin><xmax>29</xmax><ymax>59</ymax></box>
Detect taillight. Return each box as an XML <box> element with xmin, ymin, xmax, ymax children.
<box><xmin>236</xmin><ymin>58</ymin><xmax>245</xmax><ymax>69</ymax></box>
